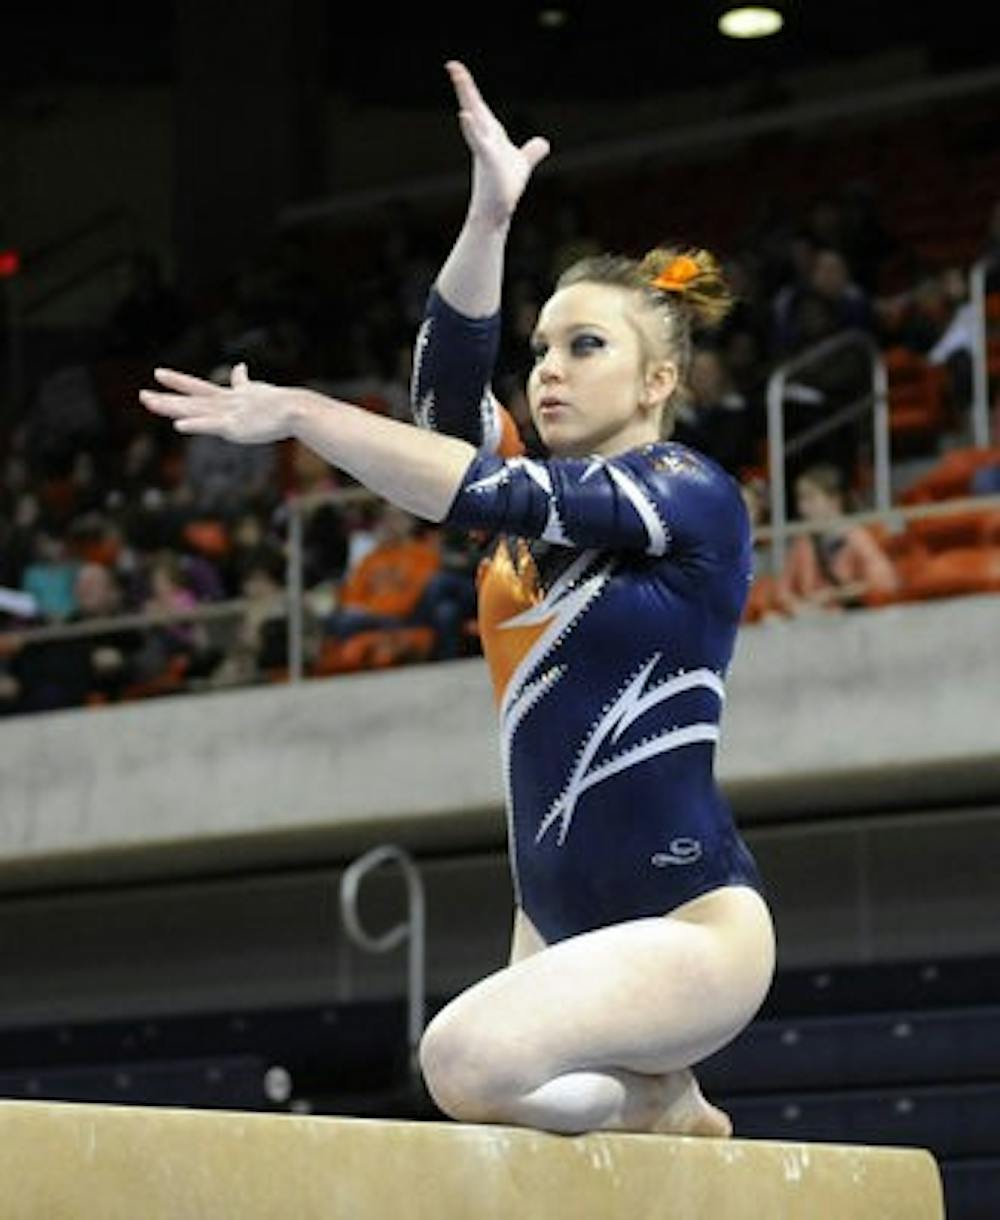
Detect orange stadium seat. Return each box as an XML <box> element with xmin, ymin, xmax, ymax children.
<box><xmin>906</xmin><ymin>508</ymin><xmax>1000</xmax><ymax>553</ymax></box>
<box><xmin>742</xmin><ymin>574</ymin><xmax>780</xmax><ymax>624</ymax></box>
<box><xmin>899</xmin><ymin>446</ymin><xmax>1000</xmax><ymax>504</ymax></box>
<box><xmin>883</xmin><ymin>346</ymin><xmax>952</xmax><ymax>444</ymax></box>
<box><xmin>897</xmin><ymin>547</ymin><xmax>1000</xmax><ymax>603</ymax></box>
<box><xmin>310</xmin><ymin>627</ymin><xmax>436</xmax><ymax>677</ymax></box>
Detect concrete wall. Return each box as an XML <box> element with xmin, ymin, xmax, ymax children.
<box><xmin>1</xmin><ymin>594</ymin><xmax>997</xmax><ymax>891</ymax></box>
<box><xmin>0</xmin><ymin>594</ymin><xmax>998</xmax><ymax>1024</ymax></box>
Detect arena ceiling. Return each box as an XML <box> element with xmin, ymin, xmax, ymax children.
<box><xmin>0</xmin><ymin>2</ymin><xmax>996</xmax><ymax>105</ymax></box>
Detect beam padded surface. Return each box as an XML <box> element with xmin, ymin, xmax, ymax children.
<box><xmin>0</xmin><ymin>1102</ymin><xmax>945</xmax><ymax>1219</ymax></box>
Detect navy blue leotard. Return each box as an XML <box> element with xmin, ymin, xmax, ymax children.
<box><xmin>412</xmin><ymin>288</ymin><xmax>766</xmax><ymax>945</ymax></box>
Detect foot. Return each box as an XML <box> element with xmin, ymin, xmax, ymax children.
<box><xmin>648</xmin><ymin>1069</ymin><xmax>733</xmax><ymax>1138</ymax></box>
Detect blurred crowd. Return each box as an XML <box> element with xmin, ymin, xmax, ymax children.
<box><xmin>2</xmin><ymin>118</ymin><xmax>1000</xmax><ymax>717</ymax></box>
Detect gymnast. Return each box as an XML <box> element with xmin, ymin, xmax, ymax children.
<box><xmin>140</xmin><ymin>59</ymin><xmax>775</xmax><ymax>1138</ymax></box>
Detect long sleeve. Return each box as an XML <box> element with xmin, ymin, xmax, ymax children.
<box><xmin>410</xmin><ymin>288</ymin><xmax>507</xmax><ymax>452</ymax></box>
<box><xmin>442</xmin><ymin>442</ymin><xmax>750</xmax><ymax>564</ymax></box>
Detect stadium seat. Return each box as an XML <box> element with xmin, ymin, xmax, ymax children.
<box><xmin>899</xmin><ymin>446</ymin><xmax>1000</xmax><ymax>504</ymax></box>
<box><xmin>883</xmin><ymin>346</ymin><xmax>952</xmax><ymax>444</ymax></box>
<box><xmin>310</xmin><ymin>627</ymin><xmax>435</xmax><ymax>676</ymax></box>
<box><xmin>898</xmin><ymin>546</ymin><xmax>1000</xmax><ymax>602</ymax></box>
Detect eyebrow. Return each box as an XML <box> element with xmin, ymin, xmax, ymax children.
<box><xmin>530</xmin><ymin>320</ymin><xmax>609</xmax><ymax>345</ymax></box>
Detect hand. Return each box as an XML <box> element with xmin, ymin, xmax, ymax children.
<box><xmin>446</xmin><ymin>60</ymin><xmax>550</xmax><ymax>227</ymax></box>
<box><xmin>139</xmin><ymin>364</ymin><xmax>298</xmax><ymax>444</ymax></box>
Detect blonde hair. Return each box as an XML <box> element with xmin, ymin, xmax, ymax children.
<box><xmin>555</xmin><ymin>245</ymin><xmax>735</xmax><ymax>436</ymax></box>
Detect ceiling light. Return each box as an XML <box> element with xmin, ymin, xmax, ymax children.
<box><xmin>538</xmin><ymin>8</ymin><xmax>569</xmax><ymax>29</ymax></box>
<box><xmin>719</xmin><ymin>6</ymin><xmax>784</xmax><ymax>39</ymax></box>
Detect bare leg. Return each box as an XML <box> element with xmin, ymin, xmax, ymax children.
<box><xmin>420</xmin><ymin>887</ymin><xmax>775</xmax><ymax>1136</ymax></box>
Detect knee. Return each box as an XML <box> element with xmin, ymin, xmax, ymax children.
<box><xmin>418</xmin><ymin>1013</ymin><xmax>509</xmax><ymax>1123</ymax></box>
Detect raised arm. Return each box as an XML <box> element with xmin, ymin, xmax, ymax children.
<box><xmin>436</xmin><ymin>60</ymin><xmax>549</xmax><ymax>317</ymax></box>
<box><xmin>410</xmin><ymin>62</ymin><xmax>549</xmax><ymax>449</ymax></box>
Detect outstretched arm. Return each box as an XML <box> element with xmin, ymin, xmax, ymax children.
<box><xmin>410</xmin><ymin>62</ymin><xmax>548</xmax><ymax>450</ymax></box>
<box><xmin>141</xmin><ymin>365</ymin><xmax>476</xmax><ymax>524</ymax></box>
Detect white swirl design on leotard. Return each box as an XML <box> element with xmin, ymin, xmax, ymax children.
<box><xmin>535</xmin><ymin>654</ymin><xmax>724</xmax><ymax>847</ymax></box>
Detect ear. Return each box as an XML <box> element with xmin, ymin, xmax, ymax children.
<box><xmin>642</xmin><ymin>359</ymin><xmax>679</xmax><ymax>410</ymax></box>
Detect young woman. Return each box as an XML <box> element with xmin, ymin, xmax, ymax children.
<box><xmin>776</xmin><ymin>463</ymin><xmax>899</xmax><ymax>615</ymax></box>
<box><xmin>140</xmin><ymin>61</ymin><xmax>775</xmax><ymax>1138</ymax></box>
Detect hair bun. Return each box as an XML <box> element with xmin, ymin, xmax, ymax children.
<box><xmin>650</xmin><ymin>255</ymin><xmax>701</xmax><ymax>294</ymax></box>
<box><xmin>641</xmin><ymin>246</ymin><xmax>734</xmax><ymax>329</ymax></box>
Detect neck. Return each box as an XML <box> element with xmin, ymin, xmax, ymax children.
<box><xmin>552</xmin><ymin>419</ymin><xmax>661</xmax><ymax>461</ymax></box>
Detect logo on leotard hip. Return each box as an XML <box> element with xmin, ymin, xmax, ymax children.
<box><xmin>651</xmin><ymin>838</ymin><xmax>703</xmax><ymax>867</ymax></box>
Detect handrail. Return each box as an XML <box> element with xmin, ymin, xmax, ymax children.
<box><xmin>1</xmin><ymin>596</ymin><xmax>268</xmax><ymax>647</ymax></box>
<box><xmin>969</xmin><ymin>252</ymin><xmax>997</xmax><ymax>450</ymax></box>
<box><xmin>5</xmin><ymin>493</ymin><xmax>999</xmax><ymax>652</ymax></box>
<box><xmin>339</xmin><ymin>845</ymin><xmax>427</xmax><ymax>1076</ymax></box>
<box><xmin>766</xmin><ymin>329</ymin><xmax>890</xmax><ymax>573</ymax></box>
<box><xmin>752</xmin><ymin>492</ymin><xmax>1000</xmax><ymax>543</ymax></box>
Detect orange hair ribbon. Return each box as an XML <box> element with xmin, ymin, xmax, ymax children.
<box><xmin>651</xmin><ymin>254</ymin><xmax>700</xmax><ymax>294</ymax></box>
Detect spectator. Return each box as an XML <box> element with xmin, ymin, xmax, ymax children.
<box><xmin>809</xmin><ymin>248</ymin><xmax>873</xmax><ymax>334</ymax></box>
<box><xmin>411</xmin><ymin>526</ymin><xmax>481</xmax><ymax>661</ymax></box>
<box><xmin>141</xmin><ymin>553</ymin><xmax>222</xmax><ymax>683</ymax></box>
<box><xmin>781</xmin><ymin>290</ymin><xmax>873</xmax><ymax>486</ymax></box>
<box><xmin>775</xmin><ymin>247</ymin><xmax>872</xmax><ymax>354</ymax></box>
<box><xmin>211</xmin><ymin>546</ymin><xmax>305</xmax><ymax>686</ymax></box>
<box><xmin>8</xmin><ymin>562</ymin><xmax>149</xmax><ymax>712</ymax></box>
<box><xmin>323</xmin><ymin>505</ymin><xmax>441</xmax><ymax>643</ymax></box>
<box><xmin>775</xmin><ymin>464</ymin><xmax>898</xmax><ymax>617</ymax></box>
<box><xmin>20</xmin><ymin>530</ymin><xmax>79</xmax><ymax>622</ymax></box>
<box><xmin>671</xmin><ymin>347</ymin><xmax>756</xmax><ymax>476</ymax></box>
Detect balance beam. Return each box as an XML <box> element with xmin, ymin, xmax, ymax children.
<box><xmin>0</xmin><ymin>1101</ymin><xmax>945</xmax><ymax>1219</ymax></box>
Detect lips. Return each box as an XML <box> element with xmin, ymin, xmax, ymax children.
<box><xmin>538</xmin><ymin>397</ymin><xmax>569</xmax><ymax>413</ymax></box>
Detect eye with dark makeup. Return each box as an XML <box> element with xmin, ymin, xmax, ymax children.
<box><xmin>530</xmin><ymin>333</ymin><xmax>605</xmax><ymax>363</ymax></box>
<box><xmin>570</xmin><ymin>333</ymin><xmax>604</xmax><ymax>356</ymax></box>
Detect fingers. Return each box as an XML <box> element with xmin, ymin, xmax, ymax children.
<box><xmin>445</xmin><ymin>60</ymin><xmax>493</xmax><ymax>124</ymax></box>
<box><xmin>231</xmin><ymin>361</ymin><xmax>251</xmax><ymax>389</ymax></box>
<box><xmin>139</xmin><ymin>389</ymin><xmax>217</xmax><ymax>420</ymax></box>
<box><xmin>173</xmin><ymin>415</ymin><xmax>230</xmax><ymax>436</ymax></box>
<box><xmin>520</xmin><ymin>136</ymin><xmax>551</xmax><ymax>170</ymax></box>
<box><xmin>154</xmin><ymin>367</ymin><xmax>225</xmax><ymax>396</ymax></box>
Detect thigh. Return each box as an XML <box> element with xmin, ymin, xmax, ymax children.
<box><xmin>437</xmin><ymin>887</ymin><xmax>774</xmax><ymax>1082</ymax></box>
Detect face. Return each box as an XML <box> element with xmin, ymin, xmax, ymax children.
<box><xmin>378</xmin><ymin>505</ymin><xmax>415</xmax><ymax>543</ymax></box>
<box><xmin>796</xmin><ymin>477</ymin><xmax>841</xmax><ymax>522</ymax></box>
<box><xmin>527</xmin><ymin>283</ymin><xmax>676</xmax><ymax>459</ymax></box>
<box><xmin>76</xmin><ymin>564</ymin><xmax>120</xmax><ymax>616</ymax></box>
<box><xmin>812</xmin><ymin>251</ymin><xmax>849</xmax><ymax>298</ymax></box>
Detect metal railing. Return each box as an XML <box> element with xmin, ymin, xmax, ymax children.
<box><xmin>970</xmin><ymin>252</ymin><xmax>998</xmax><ymax>450</ymax></box>
<box><xmin>339</xmin><ymin>845</ymin><xmax>427</xmax><ymax>1076</ymax></box>
<box><xmin>5</xmin><ymin>490</ymin><xmax>999</xmax><ymax>687</ymax></box>
<box><xmin>753</xmin><ymin>491</ymin><xmax>1000</xmax><ymax>545</ymax></box>
<box><xmin>767</xmin><ymin>329</ymin><xmax>891</xmax><ymax>573</ymax></box>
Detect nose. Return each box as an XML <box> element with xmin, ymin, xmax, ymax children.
<box><xmin>535</xmin><ymin>349</ymin><xmax>564</xmax><ymax>383</ymax></box>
